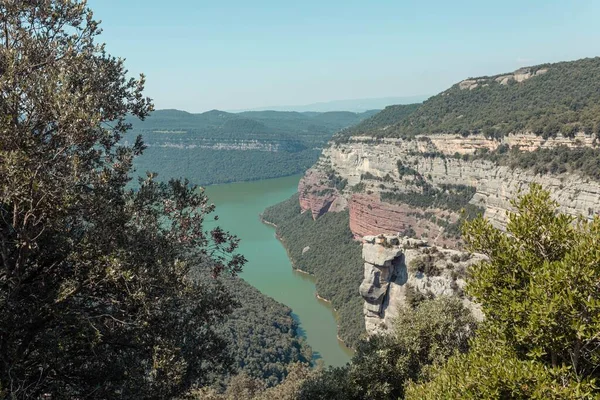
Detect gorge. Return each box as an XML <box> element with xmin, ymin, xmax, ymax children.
<box><xmin>204</xmin><ymin>175</ymin><xmax>353</xmax><ymax>367</ymax></box>
<box><xmin>274</xmin><ymin>57</ymin><xmax>600</xmax><ymax>339</ymax></box>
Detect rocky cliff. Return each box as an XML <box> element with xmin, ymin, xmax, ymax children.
<box><xmin>359</xmin><ymin>235</ymin><xmax>484</xmax><ymax>335</ymax></box>
<box><xmin>298</xmin><ymin>132</ymin><xmax>600</xmax><ymax>246</ymax></box>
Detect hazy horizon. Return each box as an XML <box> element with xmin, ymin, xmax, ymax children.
<box><xmin>87</xmin><ymin>0</ymin><xmax>600</xmax><ymax>112</ymax></box>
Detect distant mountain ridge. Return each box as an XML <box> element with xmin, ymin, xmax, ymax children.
<box><xmin>125</xmin><ymin>108</ymin><xmax>379</xmax><ymax>185</ymax></box>
<box><xmin>127</xmin><ymin>108</ymin><xmax>379</xmax><ymax>138</ymax></box>
<box><xmin>230</xmin><ymin>95</ymin><xmax>429</xmax><ymax>113</ymax></box>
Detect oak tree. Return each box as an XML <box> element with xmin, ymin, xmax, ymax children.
<box><xmin>0</xmin><ymin>1</ymin><xmax>244</xmax><ymax>398</ymax></box>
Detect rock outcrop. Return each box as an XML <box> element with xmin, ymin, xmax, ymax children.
<box><xmin>349</xmin><ymin>194</ymin><xmax>456</xmax><ymax>246</ymax></box>
<box><xmin>298</xmin><ymin>132</ymin><xmax>600</xmax><ymax>246</ymax></box>
<box><xmin>298</xmin><ymin>169</ymin><xmax>346</xmax><ymax>219</ymax></box>
<box><xmin>359</xmin><ymin>235</ymin><xmax>485</xmax><ymax>335</ymax></box>
<box><xmin>459</xmin><ymin>66</ymin><xmax>548</xmax><ymax>90</ymax></box>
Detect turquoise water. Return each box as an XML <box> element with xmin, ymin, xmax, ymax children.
<box><xmin>204</xmin><ymin>175</ymin><xmax>352</xmax><ymax>366</ymax></box>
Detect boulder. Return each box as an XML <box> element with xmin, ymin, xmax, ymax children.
<box><xmin>362</xmin><ymin>243</ymin><xmax>402</xmax><ymax>267</ymax></box>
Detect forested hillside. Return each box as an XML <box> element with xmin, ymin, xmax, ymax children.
<box><xmin>335</xmin><ymin>103</ymin><xmax>421</xmax><ymax>140</ymax></box>
<box><xmin>125</xmin><ymin>109</ymin><xmax>377</xmax><ymax>185</ymax></box>
<box><xmin>261</xmin><ymin>195</ymin><xmax>366</xmax><ymax>348</ymax></box>
<box><xmin>341</xmin><ymin>57</ymin><xmax>600</xmax><ymax>139</ymax></box>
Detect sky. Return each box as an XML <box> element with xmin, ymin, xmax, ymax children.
<box><xmin>87</xmin><ymin>0</ymin><xmax>600</xmax><ymax>112</ymax></box>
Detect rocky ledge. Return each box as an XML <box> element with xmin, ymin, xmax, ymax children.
<box><xmin>359</xmin><ymin>235</ymin><xmax>485</xmax><ymax>335</ymax></box>
<box><xmin>297</xmin><ymin>132</ymin><xmax>600</xmax><ymax>246</ymax></box>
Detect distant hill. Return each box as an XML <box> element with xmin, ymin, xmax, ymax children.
<box><xmin>231</xmin><ymin>95</ymin><xmax>428</xmax><ymax>113</ymax></box>
<box><xmin>125</xmin><ymin>109</ymin><xmax>377</xmax><ymax>185</ymax></box>
<box><xmin>335</xmin><ymin>103</ymin><xmax>422</xmax><ymax>141</ymax></box>
<box><xmin>347</xmin><ymin>57</ymin><xmax>600</xmax><ymax>139</ymax></box>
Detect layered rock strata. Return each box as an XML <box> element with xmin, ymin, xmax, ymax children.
<box><xmin>299</xmin><ymin>132</ymin><xmax>600</xmax><ymax>244</ymax></box>
<box><xmin>359</xmin><ymin>235</ymin><xmax>485</xmax><ymax>335</ymax></box>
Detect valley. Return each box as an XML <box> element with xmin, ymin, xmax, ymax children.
<box><xmin>203</xmin><ymin>176</ymin><xmax>353</xmax><ymax>367</ymax></box>
<box><xmin>5</xmin><ymin>1</ymin><xmax>600</xmax><ymax>398</ymax></box>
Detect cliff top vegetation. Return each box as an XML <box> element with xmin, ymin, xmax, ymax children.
<box><xmin>337</xmin><ymin>57</ymin><xmax>600</xmax><ymax>140</ymax></box>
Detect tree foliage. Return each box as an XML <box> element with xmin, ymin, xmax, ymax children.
<box><xmin>0</xmin><ymin>2</ymin><xmax>244</xmax><ymax>398</ymax></box>
<box><xmin>190</xmin><ymin>362</ymin><xmax>316</xmax><ymax>400</ymax></box>
<box><xmin>297</xmin><ymin>297</ymin><xmax>476</xmax><ymax>399</ymax></box>
<box><xmin>340</xmin><ymin>58</ymin><xmax>600</xmax><ymax>139</ymax></box>
<box><xmin>408</xmin><ymin>184</ymin><xmax>600</xmax><ymax>398</ymax></box>
<box><xmin>334</xmin><ymin>103</ymin><xmax>421</xmax><ymax>142</ymax></box>
<box><xmin>214</xmin><ymin>278</ymin><xmax>312</xmax><ymax>388</ymax></box>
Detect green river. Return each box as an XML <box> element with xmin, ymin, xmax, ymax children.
<box><xmin>204</xmin><ymin>174</ymin><xmax>353</xmax><ymax>367</ymax></box>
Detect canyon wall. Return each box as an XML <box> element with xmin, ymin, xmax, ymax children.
<box><xmin>298</xmin><ymin>132</ymin><xmax>600</xmax><ymax>246</ymax></box>
<box><xmin>359</xmin><ymin>235</ymin><xmax>484</xmax><ymax>335</ymax></box>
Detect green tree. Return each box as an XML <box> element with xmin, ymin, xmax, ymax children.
<box><xmin>0</xmin><ymin>1</ymin><xmax>244</xmax><ymax>398</ymax></box>
<box><xmin>297</xmin><ymin>297</ymin><xmax>476</xmax><ymax>399</ymax></box>
<box><xmin>408</xmin><ymin>184</ymin><xmax>600</xmax><ymax>398</ymax></box>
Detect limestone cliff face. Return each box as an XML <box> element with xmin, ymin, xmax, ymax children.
<box><xmin>298</xmin><ymin>132</ymin><xmax>600</xmax><ymax>244</ymax></box>
<box><xmin>298</xmin><ymin>170</ymin><xmax>347</xmax><ymax>219</ymax></box>
<box><xmin>359</xmin><ymin>235</ymin><xmax>484</xmax><ymax>335</ymax></box>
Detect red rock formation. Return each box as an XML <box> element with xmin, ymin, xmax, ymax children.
<box><xmin>349</xmin><ymin>194</ymin><xmax>458</xmax><ymax>247</ymax></box>
<box><xmin>298</xmin><ymin>170</ymin><xmax>339</xmax><ymax>220</ymax></box>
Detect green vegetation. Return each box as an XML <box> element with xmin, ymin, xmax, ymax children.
<box><xmin>341</xmin><ymin>58</ymin><xmax>600</xmax><ymax>140</ymax></box>
<box><xmin>126</xmin><ymin>108</ymin><xmax>376</xmax><ymax>185</ymax></box>
<box><xmin>132</xmin><ymin>146</ymin><xmax>320</xmax><ymax>186</ymax></box>
<box><xmin>191</xmin><ymin>363</ymin><xmax>316</xmax><ymax>400</ymax></box>
<box><xmin>350</xmin><ymin>182</ymin><xmax>366</xmax><ymax>193</ymax></box>
<box><xmin>217</xmin><ymin>278</ymin><xmax>312</xmax><ymax>387</ymax></box>
<box><xmin>297</xmin><ymin>298</ymin><xmax>476</xmax><ymax>399</ymax></box>
<box><xmin>464</xmin><ymin>144</ymin><xmax>600</xmax><ymax>182</ymax></box>
<box><xmin>408</xmin><ymin>185</ymin><xmax>600</xmax><ymax>398</ymax></box>
<box><xmin>408</xmin><ymin>255</ymin><xmax>441</xmax><ymax>276</ymax></box>
<box><xmin>261</xmin><ymin>195</ymin><xmax>365</xmax><ymax>348</ymax></box>
<box><xmin>396</xmin><ymin>160</ymin><xmax>420</xmax><ymax>179</ymax></box>
<box><xmin>380</xmin><ymin>183</ymin><xmax>483</xmax><ymax>238</ymax></box>
<box><xmin>335</xmin><ymin>103</ymin><xmax>421</xmax><ymax>141</ymax></box>
<box><xmin>0</xmin><ymin>3</ymin><xmax>248</xmax><ymax>397</ymax></box>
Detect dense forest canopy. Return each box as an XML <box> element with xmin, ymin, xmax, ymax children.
<box><xmin>211</xmin><ymin>278</ymin><xmax>312</xmax><ymax>388</ymax></box>
<box><xmin>340</xmin><ymin>57</ymin><xmax>600</xmax><ymax>139</ymax></box>
<box><xmin>125</xmin><ymin>109</ymin><xmax>377</xmax><ymax>185</ymax></box>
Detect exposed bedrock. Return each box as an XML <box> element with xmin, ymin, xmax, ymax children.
<box><xmin>359</xmin><ymin>235</ymin><xmax>485</xmax><ymax>335</ymax></box>
<box><xmin>298</xmin><ymin>132</ymin><xmax>600</xmax><ymax>245</ymax></box>
<box><xmin>298</xmin><ymin>169</ymin><xmax>346</xmax><ymax>219</ymax></box>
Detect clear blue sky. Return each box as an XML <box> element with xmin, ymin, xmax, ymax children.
<box><xmin>87</xmin><ymin>0</ymin><xmax>600</xmax><ymax>112</ymax></box>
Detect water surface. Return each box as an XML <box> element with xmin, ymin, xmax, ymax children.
<box><xmin>204</xmin><ymin>175</ymin><xmax>352</xmax><ymax>366</ymax></box>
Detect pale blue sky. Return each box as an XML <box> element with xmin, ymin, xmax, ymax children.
<box><xmin>87</xmin><ymin>0</ymin><xmax>600</xmax><ymax>112</ymax></box>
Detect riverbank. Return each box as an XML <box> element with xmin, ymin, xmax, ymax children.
<box><xmin>260</xmin><ymin>195</ymin><xmax>366</xmax><ymax>349</ymax></box>
<box><xmin>261</xmin><ymin>214</ymin><xmax>352</xmax><ymax>351</ymax></box>
<box><xmin>204</xmin><ymin>175</ymin><xmax>352</xmax><ymax>366</ymax></box>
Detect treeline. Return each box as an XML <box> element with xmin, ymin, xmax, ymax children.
<box><xmin>126</xmin><ymin>109</ymin><xmax>378</xmax><ymax>144</ymax></box>
<box><xmin>261</xmin><ymin>195</ymin><xmax>366</xmax><ymax>348</ymax></box>
<box><xmin>334</xmin><ymin>103</ymin><xmax>421</xmax><ymax>141</ymax></box>
<box><xmin>340</xmin><ymin>57</ymin><xmax>600</xmax><ymax>140</ymax></box>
